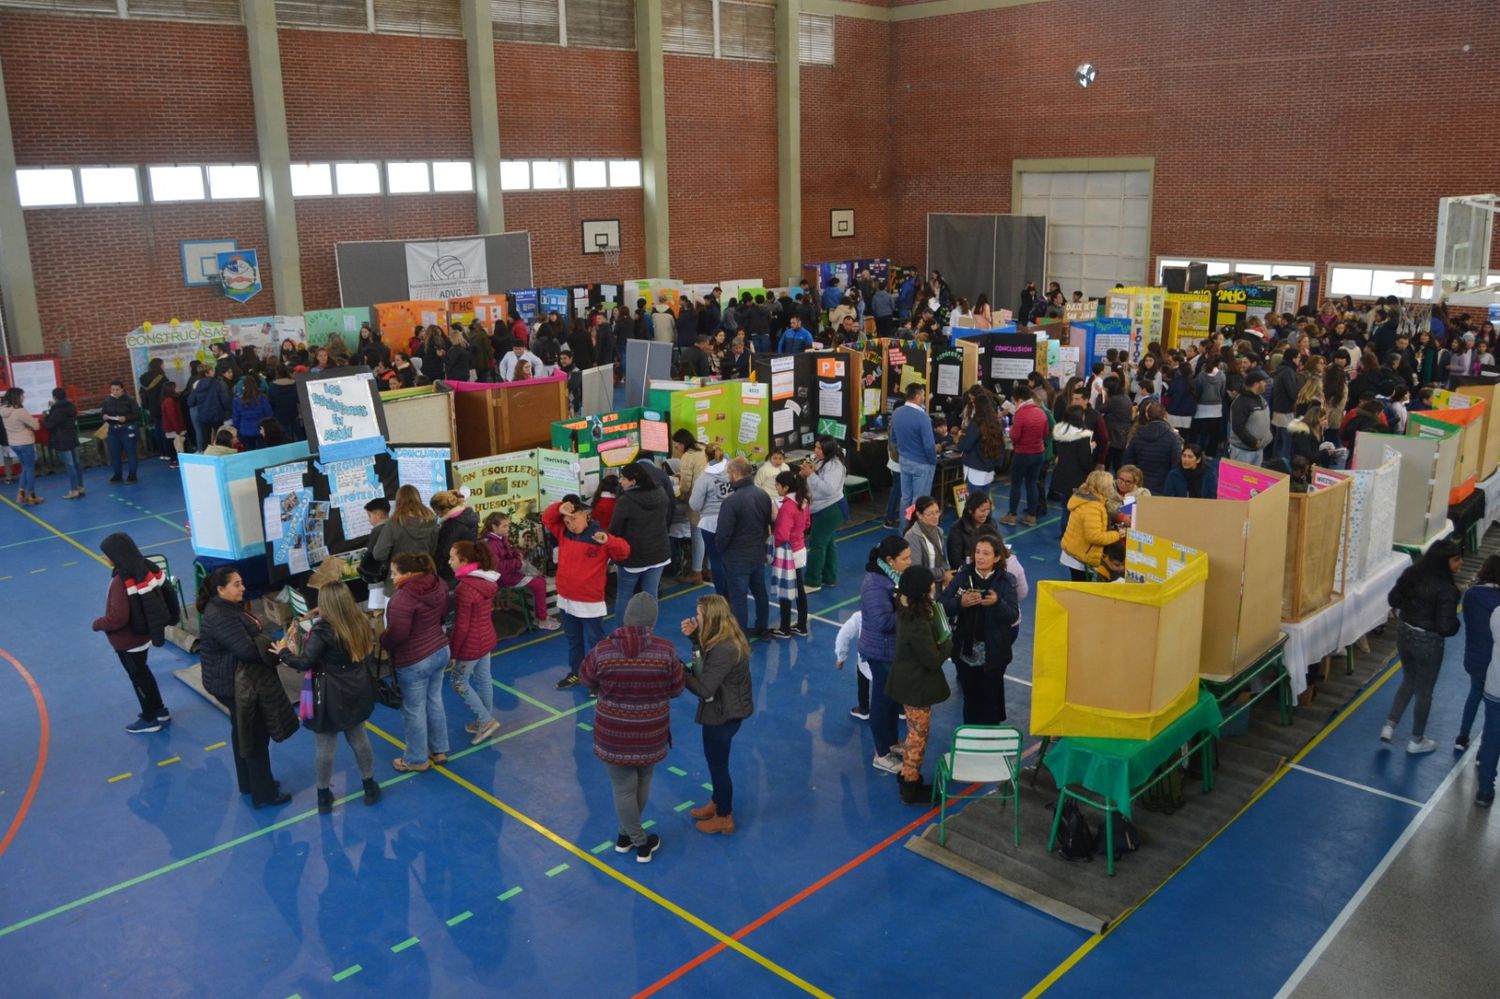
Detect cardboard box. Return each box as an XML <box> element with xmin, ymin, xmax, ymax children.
<box><xmin>1284</xmin><ymin>471</ymin><xmax>1352</xmax><ymax>621</ymax></box>
<box><xmin>1357</xmin><ymin>431</ymin><xmax>1459</xmax><ymax>547</ymax></box>
<box><xmin>1134</xmin><ymin>460</ymin><xmax>1289</xmax><ymax>680</ymax></box>
<box><xmin>1031</xmin><ymin>531</ymin><xmax>1207</xmax><ymax>740</ymax></box>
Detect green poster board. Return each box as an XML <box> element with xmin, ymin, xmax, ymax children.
<box><xmin>551</xmin><ymin>407</ymin><xmax>672</xmax><ymax>470</ymax></box>
<box><xmin>304</xmin><ymin>307</ymin><xmax>371</xmax><ymax>346</ymax></box>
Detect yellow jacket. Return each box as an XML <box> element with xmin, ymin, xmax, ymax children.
<box><xmin>1061</xmin><ymin>491</ymin><xmax>1121</xmax><ymax>567</ymax></box>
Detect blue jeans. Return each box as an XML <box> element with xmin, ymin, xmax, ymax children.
<box><xmin>193</xmin><ymin>418</ymin><xmax>214</xmax><ymax>453</ymax></box>
<box><xmin>107</xmin><ymin>424</ymin><xmax>139</xmax><ymax>478</ymax></box>
<box><xmin>899</xmin><ymin>462</ymin><xmax>936</xmax><ymax>522</ymax></box>
<box><xmin>1226</xmin><ymin>444</ymin><xmax>1262</xmax><ymax>467</ymax></box>
<box><xmin>691</xmin><ymin>526</ymin><xmax>705</xmax><ymax>572</ymax></box>
<box><xmin>1477</xmin><ymin>697</ymin><xmax>1500</xmax><ymax>798</ymax></box>
<box><xmin>12</xmin><ymin>443</ymin><xmax>36</xmax><ymax>494</ymax></box>
<box><xmin>57</xmin><ymin>448</ymin><xmax>83</xmax><ymax>492</ymax></box>
<box><xmin>700</xmin><ymin>528</ymin><xmax>728</xmax><ymax>597</ymax></box>
<box><xmin>615</xmin><ymin>564</ymin><xmax>665</xmax><ymax>621</ymax></box>
<box><xmin>451</xmin><ymin>654</ymin><xmax>494</xmax><ymax>723</ymax></box>
<box><xmin>752</xmin><ymin>333</ymin><xmax>770</xmax><ymax>353</ymax></box>
<box><xmin>723</xmin><ymin>561</ymin><xmax>770</xmax><ymax>634</ymax></box>
<box><xmin>885</xmin><ymin>475</ymin><xmax>903</xmax><ymax>523</ymax></box>
<box><xmin>562</xmin><ymin>611</ymin><xmax>605</xmax><ymax>676</ymax></box>
<box><xmin>1008</xmin><ymin>451</ymin><xmax>1043</xmax><ymax>517</ymax></box>
<box><xmin>396</xmin><ymin>649</ymin><xmax>450</xmax><ymax>766</ymax></box>
<box><xmin>1460</xmin><ymin>671</ymin><xmax>1486</xmax><ymax>740</ymax></box>
<box><xmin>702</xmin><ymin>718</ymin><xmax>743</xmax><ymax>816</ymax></box>
<box><xmin>866</xmin><ymin>658</ymin><xmax>900</xmax><ymax>757</ymax></box>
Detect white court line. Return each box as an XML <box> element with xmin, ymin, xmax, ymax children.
<box><xmin>809</xmin><ymin>614</ymin><xmax>1034</xmax><ymax>686</ymax></box>
<box><xmin>1288</xmin><ymin>763</ymin><xmax>1425</xmax><ymax>808</ymax></box>
<box><xmin>1275</xmin><ymin>743</ymin><xmax>1478</xmax><ymax>999</ymax></box>
<box><xmin>1005</xmin><ymin>675</ymin><xmax>1032</xmax><ymax>687</ymax></box>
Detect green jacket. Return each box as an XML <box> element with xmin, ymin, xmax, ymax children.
<box><xmin>886</xmin><ymin>611</ymin><xmax>953</xmax><ymax>708</ymax></box>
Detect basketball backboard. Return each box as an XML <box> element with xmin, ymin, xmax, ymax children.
<box><xmin>1433</xmin><ymin>194</ymin><xmax>1498</xmax><ymax>300</ymax></box>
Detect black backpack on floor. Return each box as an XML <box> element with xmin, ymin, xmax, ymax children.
<box><xmin>1052</xmin><ymin>798</ymin><xmax>1095</xmax><ymax>862</ymax></box>
<box><xmin>1095</xmin><ymin>812</ymin><xmax>1142</xmax><ymax>860</ymax></box>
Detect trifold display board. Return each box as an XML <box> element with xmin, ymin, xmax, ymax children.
<box><xmin>380</xmin><ymin>385</ymin><xmax>457</xmax><ymax>452</ymax></box>
<box><xmin>1103</xmin><ymin>287</ymin><xmax>1166</xmax><ymax>352</ymax></box>
<box><xmin>451</xmin><ymin>448</ymin><xmax>583</xmax><ymax>569</ymax></box>
<box><xmin>181</xmin><ymin>441</ymin><xmax>310</xmax><ymax>560</ymax></box>
<box><xmin>666</xmin><ymin>381</ymin><xmax>771</xmax><ymax>463</ymax></box>
<box><xmin>1208</xmin><ymin>284</ymin><xmax>1279</xmax><ymax>333</ymax></box>
<box><xmin>1355</xmin><ymin>430</ymin><xmax>1458</xmax><ymax>548</ymax></box>
<box><xmin>957</xmin><ymin>332</ymin><xmax>1041</xmax><ymax>400</ymax></box>
<box><xmin>551</xmin><ymin>407</ymin><xmax>671</xmax><ymax>479</ymax></box>
<box><xmin>372</xmin><ymin>300</ymin><xmax>448</xmax><ymax>352</ymax></box>
<box><xmin>1031</xmin><ymin>530</ymin><xmax>1208</xmax><ymax>741</ymax></box>
<box><xmin>1135</xmin><ymin>460</ymin><xmax>1289</xmax><ymax>680</ymax></box>
<box><xmin>752</xmin><ymin>350</ymin><xmax>861</xmax><ymax>452</ymax></box>
<box><xmin>1068</xmin><ymin>318</ymin><xmax>1136</xmax><ymax>370</ymax></box>
<box><xmin>1338</xmin><ymin>448</ymin><xmax>1401</xmax><ymax>585</ymax></box>
<box><xmin>1409</xmin><ymin>403</ymin><xmax>1486</xmax><ymax>504</ymax></box>
<box><xmin>1164</xmin><ymin>291</ymin><xmax>1212</xmax><ymax>348</ymax></box>
<box><xmin>926</xmin><ymin>342</ymin><xmax>968</xmax><ymax>417</ymax></box>
<box><xmin>1452</xmin><ymin>377</ymin><xmax>1500</xmax><ymax>479</ymax></box>
<box><xmin>447</xmin><ymin>376</ymin><xmax>569</xmax><ymax>460</ymax></box>
<box><xmin>1284</xmin><ymin>469</ymin><xmax>1352</xmax><ymax>622</ymax></box>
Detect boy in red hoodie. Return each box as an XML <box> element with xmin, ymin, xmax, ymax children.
<box><xmin>542</xmin><ymin>495</ymin><xmax>630</xmax><ymax>690</ymax></box>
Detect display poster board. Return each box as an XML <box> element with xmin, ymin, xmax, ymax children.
<box><xmin>753</xmin><ymin>353</ymin><xmax>820</xmax><ymax>452</ymax></box>
<box><xmin>0</xmin><ymin>357</ymin><xmax>62</xmax><ymax>414</ymax></box>
<box><xmin>511</xmin><ymin>288</ymin><xmax>540</xmax><ymax>322</ymax></box>
<box><xmin>226</xmin><ymin>315</ymin><xmax>307</xmax><ymax>357</ymax></box>
<box><xmin>1135</xmin><ymin>460</ymin><xmax>1289</xmax><ymax>679</ymax></box>
<box><xmin>809</xmin><ymin>349</ymin><xmax>860</xmax><ymax>445</ymax></box>
<box><xmin>126</xmin><ymin>322</ymin><xmax>231</xmax><ymax>404</ymax></box>
<box><xmin>1031</xmin><ymin>530</ymin><xmax>1207</xmax><ymax>740</ymax></box>
<box><xmin>1165</xmin><ymin>291</ymin><xmax>1212</xmax><ymax>347</ymax></box>
<box><xmin>381</xmin><ymin>385</ymin><xmax>457</xmax><ymax>452</ymax></box>
<box><xmin>883</xmin><ymin>340</ymin><xmax>931</xmax><ymax>411</ymax></box>
<box><xmin>1069</xmin><ymin>317</ymin><xmax>1136</xmax><ymax>370</ymax></box>
<box><xmin>180</xmin><ymin>441</ymin><xmax>311</xmax><ymax>560</ymax></box>
<box><xmin>295</xmin><ymin>367</ymin><xmax>390</xmax><ymax>463</ymax></box>
<box><xmin>927</xmin><ymin>343</ymin><xmax>967</xmax><ymax>416</ymax></box>
<box><xmin>1452</xmin><ymin>377</ymin><xmax>1500</xmax><ymax>479</ymax></box>
<box><xmin>664</xmin><ymin>380</ymin><xmax>771</xmax><ymax>462</ymax></box>
<box><xmin>551</xmin><ymin>407</ymin><xmax>670</xmax><ymax>469</ymax></box>
<box><xmin>1339</xmin><ymin>448</ymin><xmax>1400</xmax><ymax>585</ymax></box>
<box><xmin>1409</xmin><ymin>403</ymin><xmax>1486</xmax><ymax>504</ymax></box>
<box><xmin>445</xmin><ymin>294</ymin><xmax>508</xmax><ymax>328</ymax></box>
<box><xmin>1284</xmin><ymin>470</ymin><xmax>1352</xmax><ymax>621</ymax></box>
<box><xmin>1354</xmin><ymin>431</ymin><xmax>1458</xmax><ymax>547</ymax></box>
<box><xmin>304</xmin><ymin>307</ymin><xmax>372</xmax><ymax>347</ymax></box>
<box><xmin>1208</xmin><ymin>284</ymin><xmax>1279</xmax><ymax>333</ymax></box>
<box><xmin>963</xmin><ymin>332</ymin><xmax>1040</xmax><ymax>399</ymax></box>
<box><xmin>373</xmin><ymin>300</ymin><xmax>449</xmax><ymax>352</ymax></box>
<box><xmin>1104</xmin><ymin>287</ymin><xmax>1166</xmax><ymax>353</ymax></box>
<box><xmin>452</xmin><ymin>448</ymin><xmax>584</xmax><ymax>568</ymax></box>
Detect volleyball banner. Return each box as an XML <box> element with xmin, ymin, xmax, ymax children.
<box><xmin>405</xmin><ymin>239</ymin><xmax>488</xmax><ymax>300</ymax></box>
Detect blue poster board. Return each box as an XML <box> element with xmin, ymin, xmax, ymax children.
<box><xmin>1071</xmin><ymin>317</ymin><xmax>1135</xmax><ymax>370</ymax></box>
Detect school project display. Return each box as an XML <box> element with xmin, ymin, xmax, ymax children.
<box><xmin>1135</xmin><ymin>460</ymin><xmax>1289</xmax><ymax>680</ymax></box>
<box><xmin>1355</xmin><ymin>431</ymin><xmax>1458</xmax><ymax>548</ymax></box>
<box><xmin>381</xmin><ymin>384</ymin><xmax>457</xmax><ymax>452</ymax></box>
<box><xmin>1031</xmin><ymin>531</ymin><xmax>1208</xmax><ymax>741</ymax></box>
<box><xmin>125</xmin><ymin>321</ymin><xmax>231</xmax><ymax>402</ymax></box>
<box><xmin>1339</xmin><ymin>449</ymin><xmax>1401</xmax><ymax>585</ymax></box>
<box><xmin>180</xmin><ymin>441</ymin><xmax>311</xmax><ymax>560</ymax></box>
<box><xmin>296</xmin><ymin>367</ymin><xmax>390</xmax><ymax>462</ymax></box>
<box><xmin>1409</xmin><ymin>404</ymin><xmax>1485</xmax><ymax>505</ymax></box>
<box><xmin>1452</xmin><ymin>378</ymin><xmax>1500</xmax><ymax>479</ymax></box>
<box><xmin>304</xmin><ymin>307</ymin><xmax>371</xmax><ymax>346</ymax></box>
<box><xmin>448</xmin><ymin>376</ymin><xmax>569</xmax><ymax>460</ymax></box>
<box><xmin>373</xmin><ymin>300</ymin><xmax>447</xmax><ymax>352</ymax></box>
<box><xmin>1066</xmin><ymin>317</ymin><xmax>1135</xmax><ymax>370</ymax></box>
<box><xmin>452</xmin><ymin>448</ymin><xmax>583</xmax><ymax>568</ymax></box>
<box><xmin>665</xmin><ymin>381</ymin><xmax>771</xmax><ymax>462</ymax></box>
<box><xmin>1284</xmin><ymin>470</ymin><xmax>1352</xmax><ymax>622</ymax></box>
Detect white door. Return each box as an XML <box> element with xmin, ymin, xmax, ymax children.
<box><xmin>1018</xmin><ymin>170</ymin><xmax>1151</xmax><ymax>300</ymax></box>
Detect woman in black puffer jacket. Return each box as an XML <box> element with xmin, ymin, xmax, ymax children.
<box><xmin>1383</xmin><ymin>540</ymin><xmax>1462</xmax><ymax>755</ymax></box>
<box><xmin>430</xmin><ymin>489</ymin><xmax>479</xmax><ymax>586</ymax></box>
<box><xmin>610</xmin><ymin>461</ymin><xmax>672</xmax><ymax>618</ymax></box>
<box><xmin>197</xmin><ymin>567</ymin><xmax>297</xmax><ymax>808</ymax></box>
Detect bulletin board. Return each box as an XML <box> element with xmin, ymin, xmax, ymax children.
<box><xmin>373</xmin><ymin>300</ymin><xmax>449</xmax><ymax>352</ymax></box>
<box><xmin>0</xmin><ymin>356</ymin><xmax>62</xmax><ymax>415</ymax></box>
<box><xmin>304</xmin><ymin>307</ymin><xmax>372</xmax><ymax>347</ymax></box>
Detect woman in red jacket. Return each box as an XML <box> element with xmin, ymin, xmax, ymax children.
<box><xmin>159</xmin><ymin>381</ymin><xmax>188</xmax><ymax>468</ymax></box>
<box><xmin>448</xmin><ymin>540</ymin><xmax>501</xmax><ymax>744</ymax></box>
<box><xmin>379</xmin><ymin>552</ymin><xmax>451</xmax><ymax>772</ymax></box>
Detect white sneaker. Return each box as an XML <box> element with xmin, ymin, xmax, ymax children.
<box><xmin>471</xmin><ymin>718</ymin><xmax>502</xmax><ymax>745</ymax></box>
<box><xmin>1407</xmin><ymin>738</ymin><xmax>1437</xmax><ymax>755</ymax></box>
<box><xmin>871</xmin><ymin>753</ymin><xmax>902</xmax><ymax>774</ymax></box>
<box><xmin>1379</xmin><ymin>722</ymin><xmax>1395</xmax><ymax>743</ymax></box>
<box><xmin>537</xmin><ymin>617</ymin><xmax>561</xmax><ymax>631</ymax></box>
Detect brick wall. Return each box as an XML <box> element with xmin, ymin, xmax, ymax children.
<box><xmin>663</xmin><ymin>54</ymin><xmax>780</xmax><ymax>284</ymax></box>
<box><xmin>887</xmin><ymin>0</ymin><xmax>1500</xmax><ymax>293</ymax></box>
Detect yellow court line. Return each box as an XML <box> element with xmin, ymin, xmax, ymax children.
<box><xmin>0</xmin><ymin>496</ymin><xmax>110</xmax><ymax>567</ymax></box>
<box><xmin>362</xmin><ymin>721</ymin><xmax>830</xmax><ymax>998</ymax></box>
<box><xmin>1024</xmin><ymin>656</ymin><xmax>1405</xmax><ymax>998</ymax></box>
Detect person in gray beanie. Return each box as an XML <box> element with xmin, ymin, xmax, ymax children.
<box><xmin>580</xmin><ymin>592</ymin><xmax>686</xmax><ymax>863</ymax></box>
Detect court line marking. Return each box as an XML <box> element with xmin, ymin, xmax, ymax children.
<box><xmin>390</xmin><ymin>936</ymin><xmax>420</xmax><ymax>953</ymax></box>
<box><xmin>0</xmin><ymin>509</ymin><xmax>188</xmax><ymax>550</ymax></box>
<box><xmin>1275</xmin><ymin>742</ymin><xmax>1478</xmax><ymax>998</ymax></box>
<box><xmin>545</xmin><ymin>863</ymin><xmax>569</xmax><ymax>877</ymax></box>
<box><xmin>490</xmin><ymin>679</ymin><xmax>563</xmax><ymax>717</ymax></box>
<box><xmin>106</xmin><ymin>773</ymin><xmax>132</xmax><ymax>784</ymax></box>
<box><xmin>156</xmin><ymin>756</ymin><xmax>181</xmax><ymax>768</ymax></box>
<box><xmin>445</xmin><ymin>910</ymin><xmax>474</xmax><ymax>927</ymax></box>
<box><xmin>1022</xmin><ymin>652</ymin><xmax>1406</xmax><ymax>997</ymax></box>
<box><xmin>361</xmin><ymin>721</ymin><xmax>831</xmax><ymax>998</ymax></box>
<box><xmin>107</xmin><ymin>495</ymin><xmax>188</xmax><ymax>534</ymax></box>
<box><xmin>0</xmin><ymin>647</ymin><xmax>50</xmax><ymax>862</ymax></box>
<box><xmin>498</xmin><ymin>886</ymin><xmax>523</xmax><ymax>901</ymax></box>
<box><xmin>331</xmin><ymin>964</ymin><xmax>362</xmax><ymax>982</ymax></box>
<box><xmin>0</xmin><ymin>496</ymin><xmax>111</xmax><ymax>566</ymax></box>
<box><xmin>1289</xmin><ymin>764</ymin><xmax>1424</xmax><ymax>808</ymax></box>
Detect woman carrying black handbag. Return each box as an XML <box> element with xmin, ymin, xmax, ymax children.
<box><xmin>274</xmin><ymin>581</ymin><xmax>381</xmax><ymax>813</ymax></box>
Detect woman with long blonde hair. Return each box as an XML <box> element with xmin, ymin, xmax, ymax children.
<box><xmin>1059</xmin><ymin>469</ymin><xmax>1122</xmax><ymax>581</ymax></box>
<box><xmin>680</xmin><ymin>595</ymin><xmax>753</xmax><ymax>835</ymax></box>
<box><xmin>275</xmin><ymin>581</ymin><xmax>379</xmax><ymax>813</ymax></box>
<box><xmin>371</xmin><ymin>484</ymin><xmax>438</xmax><ymax>595</ymax></box>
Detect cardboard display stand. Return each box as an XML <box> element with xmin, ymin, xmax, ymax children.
<box><xmin>1031</xmin><ymin>530</ymin><xmax>1208</xmax><ymax>741</ymax></box>
<box><xmin>446</xmin><ymin>375</ymin><xmax>569</xmax><ymax>460</ymax></box>
<box><xmin>665</xmin><ymin>380</ymin><xmax>771</xmax><ymax>462</ymax></box>
<box><xmin>1284</xmin><ymin>470</ymin><xmax>1352</xmax><ymax>622</ymax></box>
<box><xmin>1408</xmin><ymin>404</ymin><xmax>1485</xmax><ymax>505</ymax></box>
<box><xmin>452</xmin><ymin>448</ymin><xmax>582</xmax><ymax>569</ymax></box>
<box><xmin>1355</xmin><ymin>431</ymin><xmax>1458</xmax><ymax>548</ymax></box>
<box><xmin>1338</xmin><ymin>449</ymin><xmax>1401</xmax><ymax>585</ymax></box>
<box><xmin>752</xmin><ymin>351</ymin><xmax>861</xmax><ymax>451</ymax></box>
<box><xmin>1452</xmin><ymin>377</ymin><xmax>1500</xmax><ymax>479</ymax></box>
<box><xmin>181</xmin><ymin>441</ymin><xmax>311</xmax><ymax>560</ymax></box>
<box><xmin>381</xmin><ymin>385</ymin><xmax>456</xmax><ymax>452</ymax></box>
<box><xmin>1134</xmin><ymin>460</ymin><xmax>1290</xmax><ymax>680</ymax></box>
<box><xmin>1068</xmin><ymin>317</ymin><xmax>1136</xmax><ymax>370</ymax></box>
<box><xmin>958</xmin><ymin>332</ymin><xmax>1040</xmax><ymax>400</ymax></box>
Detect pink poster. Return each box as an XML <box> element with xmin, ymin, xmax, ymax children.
<box><xmin>1217</xmin><ymin>462</ymin><xmax>1283</xmax><ymax>501</ymax></box>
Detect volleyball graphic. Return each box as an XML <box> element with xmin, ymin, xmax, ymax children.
<box><xmin>431</xmin><ymin>255</ymin><xmax>468</xmax><ymax>281</ymax></box>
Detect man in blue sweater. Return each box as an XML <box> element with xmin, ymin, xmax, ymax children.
<box><xmin>777</xmin><ymin>316</ymin><xmax>814</xmax><ymax>354</ymax></box>
<box><xmin>890</xmin><ymin>383</ymin><xmax>939</xmax><ymax>521</ymax></box>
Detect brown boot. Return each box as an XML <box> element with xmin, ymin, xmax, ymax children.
<box><xmin>689</xmin><ymin>801</ymin><xmax>717</xmax><ymax>820</ymax></box>
<box><xmin>695</xmin><ymin>812</ymin><xmax>736</xmax><ymax>835</ymax></box>
<box><xmin>676</xmin><ymin>571</ymin><xmax>703</xmax><ymax>585</ymax></box>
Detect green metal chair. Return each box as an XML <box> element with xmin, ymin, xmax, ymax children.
<box><xmin>145</xmin><ymin>553</ymin><xmax>185</xmax><ymax>609</ymax></box>
<box><xmin>931</xmin><ymin>724</ymin><xmax>1023</xmax><ymax>847</ymax></box>
<box><xmin>843</xmin><ymin>474</ymin><xmax>874</xmax><ymax>506</ymax></box>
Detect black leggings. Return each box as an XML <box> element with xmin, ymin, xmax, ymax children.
<box><xmin>117</xmin><ymin>649</ymin><xmax>165</xmax><ymax>719</ymax></box>
<box><xmin>212</xmin><ymin>691</ymin><xmax>279</xmax><ymax>804</ymax></box>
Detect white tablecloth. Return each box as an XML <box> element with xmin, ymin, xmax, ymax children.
<box><xmin>1480</xmin><ymin>469</ymin><xmax>1500</xmax><ymax>534</ymax></box>
<box><xmin>1398</xmin><ymin>519</ymin><xmax>1454</xmax><ymax>555</ymax></box>
<box><xmin>1280</xmin><ymin>598</ymin><xmax>1347</xmax><ymax>697</ymax></box>
<box><xmin>1338</xmin><ymin>552</ymin><xmax>1411</xmax><ymax>649</ymax></box>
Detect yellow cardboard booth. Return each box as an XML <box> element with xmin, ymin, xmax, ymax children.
<box><xmin>1031</xmin><ymin>531</ymin><xmax>1208</xmax><ymax>741</ymax></box>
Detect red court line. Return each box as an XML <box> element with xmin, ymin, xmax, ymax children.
<box><xmin>0</xmin><ymin>647</ymin><xmax>50</xmax><ymax>861</ymax></box>
<box><xmin>634</xmin><ymin>741</ymin><xmax>1042</xmax><ymax>997</ymax></box>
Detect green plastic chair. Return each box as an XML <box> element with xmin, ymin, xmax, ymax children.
<box><xmin>843</xmin><ymin>474</ymin><xmax>873</xmax><ymax>506</ymax></box>
<box><xmin>145</xmin><ymin>553</ymin><xmax>185</xmax><ymax>609</ymax></box>
<box><xmin>932</xmin><ymin>724</ymin><xmax>1023</xmax><ymax>847</ymax></box>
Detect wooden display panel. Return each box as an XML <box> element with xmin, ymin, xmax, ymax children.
<box><xmin>1409</xmin><ymin>403</ymin><xmax>1485</xmax><ymax>504</ymax></box>
<box><xmin>1453</xmin><ymin>379</ymin><xmax>1500</xmax><ymax>480</ymax></box>
<box><xmin>382</xmin><ymin>387</ymin><xmax>456</xmax><ymax>452</ymax></box>
<box><xmin>1283</xmin><ymin>474</ymin><xmax>1352</xmax><ymax>621</ymax></box>
<box><xmin>452</xmin><ymin>379</ymin><xmax>568</xmax><ymax>460</ymax></box>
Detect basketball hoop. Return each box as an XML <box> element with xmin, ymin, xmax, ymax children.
<box><xmin>601</xmin><ymin>243</ymin><xmax>621</xmax><ymax>272</ymax></box>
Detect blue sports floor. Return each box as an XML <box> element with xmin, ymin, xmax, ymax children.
<box><xmin>0</xmin><ymin>459</ymin><xmax>1484</xmax><ymax>997</ymax></box>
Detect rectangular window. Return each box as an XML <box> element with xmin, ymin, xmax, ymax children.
<box><xmin>530</xmin><ymin>159</ymin><xmax>567</xmax><ymax>190</ymax></box>
<box><xmin>500</xmin><ymin>160</ymin><xmax>531</xmax><ymax>191</ymax></box>
<box><xmin>16</xmin><ymin>168</ymin><xmax>77</xmax><ymax>208</ymax></box>
<box><xmin>148</xmin><ymin>165</ymin><xmax>206</xmax><ymax>202</ymax></box>
<box><xmin>334</xmin><ymin>161</ymin><xmax>382</xmax><ymax>195</ymax></box>
<box><xmin>662</xmin><ymin>0</ymin><xmax>714</xmax><ymax>56</ymax></box>
<box><xmin>290</xmin><ymin>162</ymin><xmax>334</xmax><ymax>197</ymax></box>
<box><xmin>431</xmin><ymin>160</ymin><xmax>474</xmax><ymax>192</ymax></box>
<box><xmin>275</xmin><ymin>0</ymin><xmax>369</xmax><ymax>31</ymax></box>
<box><xmin>372</xmin><ymin>0</ymin><xmax>463</xmax><ymax>37</ymax></box>
<box><xmin>608</xmin><ymin>158</ymin><xmax>641</xmax><ymax>188</ymax></box>
<box><xmin>127</xmin><ymin>0</ymin><xmax>244</xmax><ymax>24</ymax></box>
<box><xmin>798</xmin><ymin>12</ymin><xmax>834</xmax><ymax>66</ymax></box>
<box><xmin>79</xmin><ymin>166</ymin><xmax>140</xmax><ymax>205</ymax></box>
<box><xmin>385</xmin><ymin>161</ymin><xmax>432</xmax><ymax>194</ymax></box>
<box><xmin>566</xmin><ymin>0</ymin><xmax>636</xmax><ymax>50</ymax></box>
<box><xmin>572</xmin><ymin>159</ymin><xmax>608</xmax><ymax>189</ymax></box>
<box><xmin>1327</xmin><ymin>263</ymin><xmax>1436</xmax><ymax>301</ymax></box>
<box><xmin>719</xmin><ymin>0</ymin><xmax>775</xmax><ymax>62</ymax></box>
<box><xmin>206</xmin><ymin>164</ymin><xmax>261</xmax><ymax>200</ymax></box>
<box><xmin>491</xmin><ymin>0</ymin><xmax>562</xmax><ymax>45</ymax></box>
